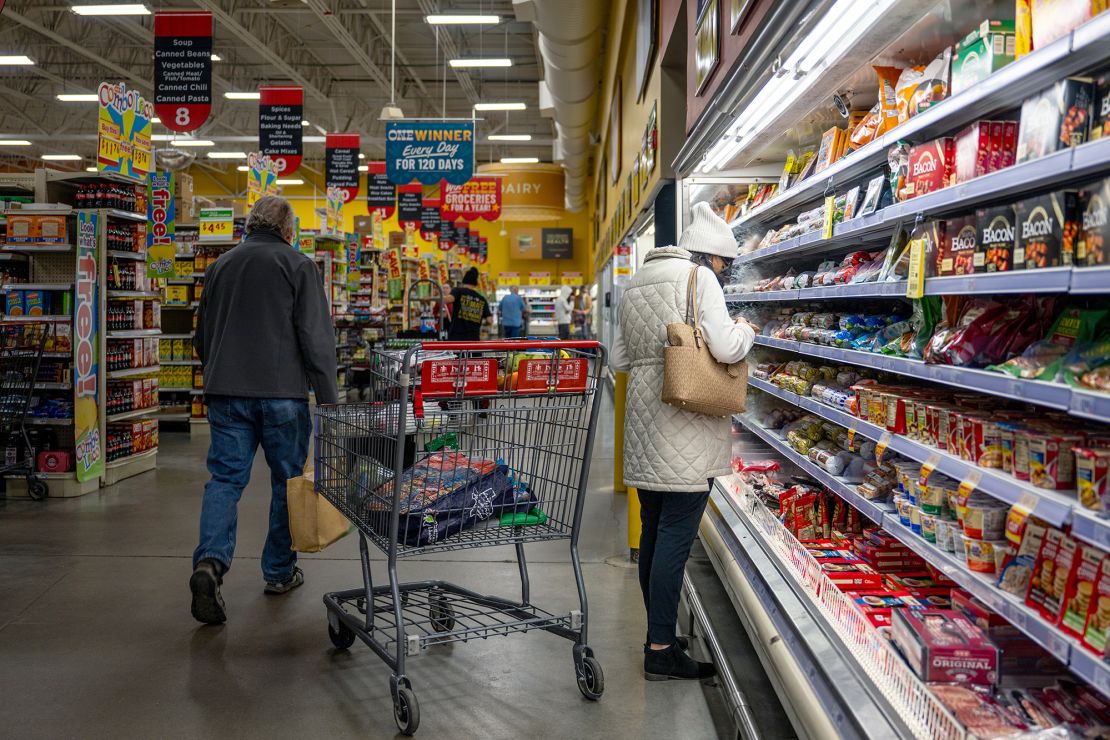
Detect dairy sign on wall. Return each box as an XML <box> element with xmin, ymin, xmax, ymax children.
<box><xmin>385</xmin><ymin>121</ymin><xmax>474</xmax><ymax>185</ymax></box>
<box><xmin>153</xmin><ymin>11</ymin><xmax>212</xmax><ymax>132</ymax></box>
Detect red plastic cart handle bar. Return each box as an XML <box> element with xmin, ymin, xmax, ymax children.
<box><xmin>420</xmin><ymin>340</ymin><xmax>602</xmax><ymax>351</ymax></box>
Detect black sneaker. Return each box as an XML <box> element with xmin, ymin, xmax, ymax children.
<box><xmin>190</xmin><ymin>559</ymin><xmax>226</xmax><ymax>625</ymax></box>
<box><xmin>264</xmin><ymin>567</ymin><xmax>304</xmax><ymax>595</ymax></box>
<box><xmin>644</xmin><ymin>633</ymin><xmax>690</xmax><ymax>652</ymax></box>
<box><xmin>644</xmin><ymin>643</ymin><xmax>717</xmax><ymax>681</ymax></box>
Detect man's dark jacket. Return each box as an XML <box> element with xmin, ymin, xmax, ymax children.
<box><xmin>194</xmin><ymin>227</ymin><xmax>339</xmax><ymax>404</ymax></box>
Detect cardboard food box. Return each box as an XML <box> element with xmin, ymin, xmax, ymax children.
<box><xmin>1026</xmin><ymin>528</ymin><xmax>1079</xmax><ymax>624</ymax></box>
<box><xmin>891</xmin><ymin>608</ymin><xmax>1000</xmax><ymax>685</ymax></box>
<box><xmin>6</xmin><ymin>214</ymin><xmax>67</xmax><ymax>246</ymax></box>
<box><xmin>976</xmin><ymin>205</ymin><xmax>1017</xmax><ymax>272</ymax></box>
<box><xmin>951</xmin><ymin>20</ymin><xmax>1016</xmax><ymax>95</ymax></box>
<box><xmin>1061</xmin><ymin>545</ymin><xmax>1105</xmax><ymax>638</ymax></box>
<box><xmin>1091</xmin><ymin>72</ymin><xmax>1110</xmax><ymax>141</ymax></box>
<box><xmin>850</xmin><ymin>590</ymin><xmax>922</xmax><ymax>627</ymax></box>
<box><xmin>1031</xmin><ymin>0</ymin><xmax>1093</xmax><ymax>50</ymax></box>
<box><xmin>1017</xmin><ymin>78</ymin><xmax>1095</xmax><ymax>164</ymax></box>
<box><xmin>1014</xmin><ymin>190</ymin><xmax>1079</xmax><ymax>268</ymax></box>
<box><xmin>954</xmin><ymin>122</ymin><xmax>993</xmax><ymax>183</ymax></box>
<box><xmin>819</xmin><ymin>559</ymin><xmax>884</xmax><ymax>590</ymax></box>
<box><xmin>907</xmin><ymin>137</ymin><xmax>955</xmax><ymax>198</ymax></box>
<box><xmin>1079</xmin><ymin>177</ymin><xmax>1110</xmax><ymax>266</ymax></box>
<box><xmin>1001</xmin><ymin>121</ymin><xmax>1018</xmax><ymax>169</ymax></box>
<box><xmin>1082</xmin><ymin>556</ymin><xmax>1110</xmax><ymax>655</ymax></box>
<box><xmin>939</xmin><ymin>215</ymin><xmax>979</xmax><ymax>275</ymax></box>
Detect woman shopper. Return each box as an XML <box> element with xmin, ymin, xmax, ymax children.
<box><xmin>554</xmin><ymin>285</ymin><xmax>573</xmax><ymax>339</ymax></box>
<box><xmin>610</xmin><ymin>201</ymin><xmax>757</xmax><ymax>681</ymax></box>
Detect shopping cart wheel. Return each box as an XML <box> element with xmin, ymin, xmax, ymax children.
<box><xmin>428</xmin><ymin>597</ymin><xmax>455</xmax><ymax>632</ymax></box>
<box><xmin>328</xmin><ymin>621</ymin><xmax>356</xmax><ymax>650</ymax></box>
<box><xmin>27</xmin><ymin>478</ymin><xmax>47</xmax><ymax>501</ymax></box>
<box><xmin>575</xmin><ymin>655</ymin><xmax>604</xmax><ymax>701</ymax></box>
<box><xmin>393</xmin><ymin>685</ymin><xmax>420</xmax><ymax>735</ymax></box>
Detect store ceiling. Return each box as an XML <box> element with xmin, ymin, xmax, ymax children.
<box><xmin>0</xmin><ymin>0</ymin><xmax>552</xmax><ymax>173</ymax></box>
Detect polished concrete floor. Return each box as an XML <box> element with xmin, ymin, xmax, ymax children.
<box><xmin>0</xmin><ymin>400</ymin><xmax>739</xmax><ymax>739</ymax></box>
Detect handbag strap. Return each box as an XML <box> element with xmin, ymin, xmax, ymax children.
<box><xmin>684</xmin><ymin>265</ymin><xmax>702</xmax><ymax>332</ymax></box>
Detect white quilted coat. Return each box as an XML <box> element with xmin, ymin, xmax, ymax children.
<box><xmin>610</xmin><ymin>246</ymin><xmax>755</xmax><ymax>492</ymax></box>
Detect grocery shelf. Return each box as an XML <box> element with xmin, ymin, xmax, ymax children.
<box><xmin>1</xmin><ymin>245</ymin><xmax>74</xmax><ymax>254</ymax></box>
<box><xmin>157</xmin><ymin>411</ymin><xmax>191</xmax><ymax>421</ymax></box>
<box><xmin>41</xmin><ymin>352</ymin><xmax>70</xmax><ymax>359</ymax></box>
<box><xmin>26</xmin><ymin>417</ymin><xmax>72</xmax><ymax>426</ymax></box>
<box><xmin>1071</xmin><ymin>389</ymin><xmax>1110</xmax><ymax>423</ymax></box>
<box><xmin>726</xmin><ymin>269</ymin><xmax>1079</xmax><ymax>301</ymax></box>
<box><xmin>104</xmin><ymin>209</ymin><xmax>146</xmax><ymax>222</ymax></box>
<box><xmin>165</xmin><ymin>279</ymin><xmax>193</xmax><ymax>285</ymax></box>
<box><xmin>162</xmin><ymin>360</ymin><xmax>199</xmax><ymax>366</ymax></box>
<box><xmin>159</xmin><ymin>333</ymin><xmax>194</xmax><ymax>339</ymax></box>
<box><xmin>107</xmin><ymin>365</ymin><xmax>160</xmax><ymax>379</ymax></box>
<box><xmin>107</xmin><ymin>250</ymin><xmax>145</xmax><ymax>261</ymax></box>
<box><xmin>752</xmin><ymin>336</ymin><xmax>1075</xmax><ymax>410</ymax></box>
<box><xmin>34</xmin><ymin>381</ymin><xmax>71</xmax><ymax>390</ymax></box>
<box><xmin>106</xmin><ymin>290</ymin><xmax>160</xmax><ymax>299</ymax></box>
<box><xmin>189</xmin><ymin>418</ymin><xmax>208</xmax><ymax>424</ymax></box>
<box><xmin>106</xmin><ymin>329</ymin><xmax>161</xmax><ymax>338</ymax></box>
<box><xmin>102</xmin><ymin>447</ymin><xmax>158</xmax><ymax>485</ymax></box>
<box><xmin>746</xmin><ymin>376</ymin><xmax>1076</xmax><ymax>527</ymax></box>
<box><xmin>1</xmin><ymin>283</ymin><xmax>72</xmax><ymax>292</ymax></box>
<box><xmin>0</xmin><ymin>315</ymin><xmax>69</xmax><ymax>323</ymax></box>
<box><xmin>106</xmin><ymin>406</ymin><xmax>160</xmax><ymax>422</ymax></box>
<box><xmin>1069</xmin><ymin>265</ymin><xmax>1110</xmax><ymax>294</ymax></box>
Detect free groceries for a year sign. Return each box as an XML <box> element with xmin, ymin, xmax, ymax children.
<box><xmin>385</xmin><ymin>121</ymin><xmax>474</xmax><ymax>185</ymax></box>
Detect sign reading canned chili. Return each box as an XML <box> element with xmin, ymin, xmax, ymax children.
<box><xmin>1015</xmin><ymin>189</ymin><xmax>1079</xmax><ymax>269</ymax></box>
<box><xmin>259</xmin><ymin>86</ymin><xmax>303</xmax><ymax>175</ymax></box>
<box><xmin>365</xmin><ymin>161</ymin><xmax>396</xmax><ymax>219</ymax></box>
<box><xmin>153</xmin><ymin>11</ymin><xmax>212</xmax><ymax>133</ymax></box>
<box><xmin>325</xmin><ymin>133</ymin><xmax>360</xmax><ymax>204</ymax></box>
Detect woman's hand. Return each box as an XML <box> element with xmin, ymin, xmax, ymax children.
<box><xmin>734</xmin><ymin>316</ymin><xmax>761</xmax><ymax>333</ymax></box>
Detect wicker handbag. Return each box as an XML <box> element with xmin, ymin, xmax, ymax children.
<box><xmin>661</xmin><ymin>266</ymin><xmax>748</xmax><ymax>418</ymax></box>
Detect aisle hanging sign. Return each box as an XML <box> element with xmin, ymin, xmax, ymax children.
<box><xmin>454</xmin><ymin>221</ymin><xmax>469</xmax><ymax>253</ymax></box>
<box><xmin>324</xmin><ymin>186</ymin><xmax>344</xmax><ymax>236</ymax></box>
<box><xmin>420</xmin><ymin>198</ymin><xmax>442</xmax><ymax>243</ymax></box>
<box><xmin>384</xmin><ymin>120</ymin><xmax>474</xmax><ymax>185</ymax></box>
<box><xmin>366</xmin><ymin>161</ymin><xmax>396</xmax><ymax>218</ymax></box>
<box><xmin>477</xmin><ymin>235</ymin><xmax>488</xmax><ymax>264</ymax></box>
<box><xmin>258</xmin><ymin>85</ymin><xmax>303</xmax><ymax>175</ymax></box>
<box><xmin>146</xmin><ymin>171</ymin><xmax>176</xmax><ymax>278</ymax></box>
<box><xmin>97</xmin><ymin>81</ymin><xmax>154</xmax><ymax>181</ymax></box>
<box><xmin>397</xmin><ymin>184</ymin><xmax>422</xmax><ymax>228</ymax></box>
<box><xmin>246</xmin><ymin>151</ymin><xmax>279</xmax><ymax>207</ymax></box>
<box><xmin>153</xmin><ymin>11</ymin><xmax>212</xmax><ymax>133</ymax></box>
<box><xmin>441</xmin><ymin>176</ymin><xmax>502</xmax><ymax>222</ymax></box>
<box><xmin>325</xmin><ymin>132</ymin><xmax>360</xmax><ymax>203</ymax></box>
<box><xmin>75</xmin><ymin>211</ymin><xmax>103</xmax><ymax>483</ymax></box>
<box><xmin>346</xmin><ymin>232</ymin><xmax>360</xmax><ymax>292</ymax></box>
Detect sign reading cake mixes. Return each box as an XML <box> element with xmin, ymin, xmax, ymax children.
<box><xmin>441</xmin><ymin>176</ymin><xmax>502</xmax><ymax>222</ymax></box>
<box><xmin>258</xmin><ymin>86</ymin><xmax>303</xmax><ymax>175</ymax></box>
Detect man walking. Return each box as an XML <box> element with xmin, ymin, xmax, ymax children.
<box><xmin>499</xmin><ymin>285</ymin><xmax>527</xmax><ymax>338</ymax></box>
<box><xmin>189</xmin><ymin>195</ymin><xmax>338</xmax><ymax>625</ymax></box>
<box><xmin>445</xmin><ymin>267</ymin><xmax>492</xmax><ymax>341</ymax></box>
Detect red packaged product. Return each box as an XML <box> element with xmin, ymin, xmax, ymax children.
<box><xmin>849</xmin><ymin>589</ymin><xmax>922</xmax><ymax>627</ymax></box>
<box><xmin>1060</xmin><ymin>544</ymin><xmax>1104</xmax><ymax>639</ymax></box>
<box><xmin>987</xmin><ymin>120</ymin><xmax>1005</xmax><ymax>172</ymax></box>
<box><xmin>1026</xmin><ymin>528</ymin><xmax>1078</xmax><ymax>624</ymax></box>
<box><xmin>1001</xmin><ymin>121</ymin><xmax>1018</xmax><ymax>169</ymax></box>
<box><xmin>820</xmin><ymin>559</ymin><xmax>884</xmax><ymax>590</ymax></box>
<box><xmin>955</xmin><ymin>122</ymin><xmax>992</xmax><ymax>183</ymax></box>
<box><xmin>891</xmin><ymin>608</ymin><xmax>1000</xmax><ymax>685</ymax></box>
<box><xmin>885</xmin><ymin>573</ymin><xmax>955</xmax><ymax>598</ymax></box>
<box><xmin>908</xmin><ymin>137</ymin><xmax>955</xmax><ymax>198</ymax></box>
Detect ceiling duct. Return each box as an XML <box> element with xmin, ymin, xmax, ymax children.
<box><xmin>529</xmin><ymin>0</ymin><xmax>608</xmax><ymax>212</ymax></box>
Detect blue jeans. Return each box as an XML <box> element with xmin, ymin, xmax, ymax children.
<box><xmin>503</xmin><ymin>324</ymin><xmax>523</xmax><ymax>338</ymax></box>
<box><xmin>193</xmin><ymin>396</ymin><xmax>311</xmax><ymax>582</ymax></box>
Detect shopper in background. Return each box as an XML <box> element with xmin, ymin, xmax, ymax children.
<box><xmin>189</xmin><ymin>195</ymin><xmax>339</xmax><ymax>626</ymax></box>
<box><xmin>499</xmin><ymin>285</ymin><xmax>527</xmax><ymax>339</ymax></box>
<box><xmin>555</xmin><ymin>285</ymin><xmax>573</xmax><ymax>339</ymax></box>
<box><xmin>610</xmin><ymin>201</ymin><xmax>757</xmax><ymax>681</ymax></box>
<box><xmin>445</xmin><ymin>266</ymin><xmax>492</xmax><ymax>341</ymax></box>
<box><xmin>572</xmin><ymin>287</ymin><xmax>592</xmax><ymax>338</ymax></box>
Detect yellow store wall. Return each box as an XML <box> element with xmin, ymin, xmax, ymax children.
<box><xmin>189</xmin><ymin>168</ymin><xmax>592</xmax><ymax>282</ymax></box>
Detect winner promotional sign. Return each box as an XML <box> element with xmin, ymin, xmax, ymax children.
<box><xmin>325</xmin><ymin>133</ymin><xmax>360</xmax><ymax>203</ymax></box>
<box><xmin>441</xmin><ymin>177</ymin><xmax>502</xmax><ymax>222</ymax></box>
<box><xmin>385</xmin><ymin>120</ymin><xmax>474</xmax><ymax>185</ymax></box>
<box><xmin>153</xmin><ymin>11</ymin><xmax>212</xmax><ymax>133</ymax></box>
<box><xmin>259</xmin><ymin>86</ymin><xmax>303</xmax><ymax>175</ymax></box>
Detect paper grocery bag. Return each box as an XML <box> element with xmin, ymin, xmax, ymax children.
<box><xmin>287</xmin><ymin>462</ymin><xmax>351</xmax><ymax>553</ymax></box>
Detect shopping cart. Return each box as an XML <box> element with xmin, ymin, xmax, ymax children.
<box><xmin>0</xmin><ymin>322</ymin><xmax>50</xmax><ymax>500</ymax></box>
<box><xmin>315</xmin><ymin>339</ymin><xmax>606</xmax><ymax>735</ymax></box>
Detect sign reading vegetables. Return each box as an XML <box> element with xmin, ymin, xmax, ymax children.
<box><xmin>97</xmin><ymin>81</ymin><xmax>154</xmax><ymax>180</ymax></box>
<box><xmin>385</xmin><ymin>120</ymin><xmax>474</xmax><ymax>185</ymax></box>
<box><xmin>75</xmin><ymin>212</ymin><xmax>103</xmax><ymax>482</ymax></box>
<box><xmin>441</xmin><ymin>177</ymin><xmax>502</xmax><ymax>222</ymax></box>
<box><xmin>259</xmin><ymin>86</ymin><xmax>303</xmax><ymax>175</ymax></box>
<box><xmin>146</xmin><ymin>172</ymin><xmax>175</xmax><ymax>278</ymax></box>
<box><xmin>325</xmin><ymin>132</ymin><xmax>360</xmax><ymax>203</ymax></box>
<box><xmin>153</xmin><ymin>11</ymin><xmax>212</xmax><ymax>132</ymax></box>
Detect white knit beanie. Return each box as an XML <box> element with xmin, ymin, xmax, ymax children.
<box><xmin>678</xmin><ymin>201</ymin><xmax>737</xmax><ymax>259</ymax></box>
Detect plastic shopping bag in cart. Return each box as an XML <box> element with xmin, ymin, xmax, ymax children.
<box><xmin>350</xmin><ymin>451</ymin><xmax>537</xmax><ymax>547</ymax></box>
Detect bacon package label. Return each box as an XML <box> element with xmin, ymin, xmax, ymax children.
<box><xmin>907</xmin><ymin>137</ymin><xmax>955</xmax><ymax>198</ymax></box>
<box><xmin>1014</xmin><ymin>189</ymin><xmax>1079</xmax><ymax>269</ymax></box>
<box><xmin>975</xmin><ymin>205</ymin><xmax>1016</xmax><ymax>272</ymax></box>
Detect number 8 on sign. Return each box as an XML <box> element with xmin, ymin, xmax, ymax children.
<box><xmin>175</xmin><ymin>107</ymin><xmax>190</xmax><ymax>127</ymax></box>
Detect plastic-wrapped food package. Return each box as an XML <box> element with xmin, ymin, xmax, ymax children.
<box><xmin>848</xmin><ymin>102</ymin><xmax>882</xmax><ymax>150</ymax></box>
<box><xmin>874</xmin><ymin>66</ymin><xmax>903</xmax><ymax>135</ymax></box>
<box><xmin>990</xmin><ymin>307</ymin><xmax>1108</xmax><ymax>380</ymax></box>
<box><xmin>895</xmin><ymin>66</ymin><xmax>925</xmax><ymax>124</ymax></box>
<box><xmin>888</xmin><ymin>141</ymin><xmax>912</xmax><ymax>201</ymax></box>
<box><xmin>1060</xmin><ymin>338</ymin><xmax>1110</xmax><ymax>391</ymax></box>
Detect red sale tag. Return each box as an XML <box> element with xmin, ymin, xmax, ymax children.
<box><xmin>420</xmin><ymin>358</ymin><xmax>499</xmax><ymax>398</ymax></box>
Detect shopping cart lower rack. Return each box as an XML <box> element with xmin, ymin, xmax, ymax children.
<box><xmin>0</xmin><ymin>321</ymin><xmax>51</xmax><ymax>500</ymax></box>
<box><xmin>315</xmin><ymin>339</ymin><xmax>606</xmax><ymax>735</ymax></box>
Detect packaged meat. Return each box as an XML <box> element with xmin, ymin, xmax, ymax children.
<box><xmin>1014</xmin><ymin>189</ymin><xmax>1079</xmax><ymax>268</ymax></box>
<box><xmin>1016</xmin><ymin>77</ymin><xmax>1095</xmax><ymax>164</ymax></box>
<box><xmin>891</xmin><ymin>608</ymin><xmax>999</xmax><ymax>685</ymax></box>
<box><xmin>907</xmin><ymin>137</ymin><xmax>955</xmax><ymax>198</ymax></box>
<box><xmin>1079</xmin><ymin>176</ymin><xmax>1110</xmax><ymax>266</ymax></box>
<box><xmin>1026</xmin><ymin>528</ymin><xmax>1078</xmax><ymax>624</ymax></box>
<box><xmin>976</xmin><ymin>205</ymin><xmax>1017</xmax><ymax>272</ymax></box>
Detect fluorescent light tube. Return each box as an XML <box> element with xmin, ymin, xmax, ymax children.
<box><xmin>42</xmin><ymin>154</ymin><xmax>82</xmax><ymax>161</ymax></box>
<box><xmin>206</xmin><ymin>152</ymin><xmax>248</xmax><ymax>159</ymax></box>
<box><xmin>488</xmin><ymin>134</ymin><xmax>532</xmax><ymax>141</ymax></box>
<box><xmin>450</xmin><ymin>58</ymin><xmax>512</xmax><ymax>68</ymax></box>
<box><xmin>500</xmin><ymin>157</ymin><xmax>539</xmax><ymax>164</ymax></box>
<box><xmin>0</xmin><ymin>140</ymin><xmax>32</xmax><ymax>146</ymax></box>
<box><xmin>425</xmin><ymin>15</ymin><xmax>499</xmax><ymax>24</ymax></box>
<box><xmin>210</xmin><ymin>54</ymin><xmax>221</xmax><ymax>61</ymax></box>
<box><xmin>56</xmin><ymin>93</ymin><xmax>98</xmax><ymax>102</ymax></box>
<box><xmin>358</xmin><ymin>165</ymin><xmax>369</xmax><ymax>172</ymax></box>
<box><xmin>236</xmin><ymin>166</ymin><xmax>249</xmax><ymax>172</ymax></box>
<box><xmin>170</xmin><ymin>139</ymin><xmax>214</xmax><ymax>147</ymax></box>
<box><xmin>474</xmin><ymin>102</ymin><xmax>525</xmax><ymax>111</ymax></box>
<box><xmin>71</xmin><ymin>4</ymin><xmax>150</xmax><ymax>15</ymax></box>
<box><xmin>276</xmin><ymin>179</ymin><xmax>303</xmax><ymax>185</ymax></box>
<box><xmin>0</xmin><ymin>56</ymin><xmax>34</xmax><ymax>65</ymax></box>
<box><xmin>224</xmin><ymin>91</ymin><xmax>259</xmax><ymax>100</ymax></box>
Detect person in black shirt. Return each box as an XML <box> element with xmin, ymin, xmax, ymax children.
<box><xmin>445</xmin><ymin>267</ymin><xmax>491</xmax><ymax>340</ymax></box>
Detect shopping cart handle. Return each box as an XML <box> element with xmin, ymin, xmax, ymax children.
<box><xmin>421</xmin><ymin>340</ymin><xmax>602</xmax><ymax>351</ymax></box>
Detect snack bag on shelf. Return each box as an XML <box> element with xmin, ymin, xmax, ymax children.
<box><xmin>873</xmin><ymin>66</ymin><xmax>903</xmax><ymax>135</ymax></box>
<box><xmin>989</xmin><ymin>306</ymin><xmax>1108</xmax><ymax>380</ymax></box>
<box><xmin>848</xmin><ymin>103</ymin><xmax>882</xmax><ymax>151</ymax></box>
<box><xmin>1026</xmin><ymin>528</ymin><xmax>1077</xmax><ymax>624</ymax></box>
<box><xmin>894</xmin><ymin>66</ymin><xmax>925</xmax><ymax>125</ymax></box>
<box><xmin>1059</xmin><ymin>338</ymin><xmax>1110</xmax><ymax>391</ymax></box>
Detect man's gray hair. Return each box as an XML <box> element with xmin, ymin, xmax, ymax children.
<box><xmin>246</xmin><ymin>195</ymin><xmax>295</xmax><ymax>238</ymax></box>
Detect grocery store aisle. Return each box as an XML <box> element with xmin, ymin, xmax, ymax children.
<box><xmin>0</xmin><ymin>395</ymin><xmax>727</xmax><ymax>739</ymax></box>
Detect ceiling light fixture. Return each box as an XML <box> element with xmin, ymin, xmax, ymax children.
<box><xmin>236</xmin><ymin>166</ymin><xmax>249</xmax><ymax>172</ymax></box>
<box><xmin>425</xmin><ymin>14</ymin><xmax>499</xmax><ymax>24</ymax></box>
<box><xmin>488</xmin><ymin>134</ymin><xmax>532</xmax><ymax>141</ymax></box>
<box><xmin>358</xmin><ymin>165</ymin><xmax>369</xmax><ymax>172</ymax></box>
<box><xmin>151</xmin><ymin>117</ymin><xmax>161</xmax><ymax>124</ymax></box>
<box><xmin>224</xmin><ymin>91</ymin><xmax>259</xmax><ymax>100</ymax></box>
<box><xmin>500</xmin><ymin>157</ymin><xmax>539</xmax><ymax>164</ymax></box>
<box><xmin>275</xmin><ymin>178</ymin><xmax>303</xmax><ymax>186</ymax></box>
<box><xmin>0</xmin><ymin>140</ymin><xmax>32</xmax><ymax>146</ymax></box>
<box><xmin>169</xmin><ymin>138</ymin><xmax>214</xmax><ymax>147</ymax></box>
<box><xmin>358</xmin><ymin>153</ymin><xmax>366</xmax><ymax>159</ymax></box>
<box><xmin>0</xmin><ymin>56</ymin><xmax>34</xmax><ymax>65</ymax></box>
<box><xmin>210</xmin><ymin>54</ymin><xmax>221</xmax><ymax>61</ymax></box>
<box><xmin>56</xmin><ymin>93</ymin><xmax>98</xmax><ymax>102</ymax></box>
<box><xmin>42</xmin><ymin>154</ymin><xmax>82</xmax><ymax>161</ymax></box>
<box><xmin>449</xmin><ymin>58</ymin><xmax>512</xmax><ymax>68</ymax></box>
<box><xmin>302</xmin><ymin>136</ymin><xmax>325</xmax><ymax>143</ymax></box>
<box><xmin>71</xmin><ymin>4</ymin><xmax>150</xmax><ymax>15</ymax></box>
<box><xmin>86</xmin><ymin>167</ymin><xmax>99</xmax><ymax>172</ymax></box>
<box><xmin>151</xmin><ymin>134</ymin><xmax>174</xmax><ymax>141</ymax></box>
<box><xmin>301</xmin><ymin>120</ymin><xmax>310</xmax><ymax>127</ymax></box>
<box><xmin>380</xmin><ymin>0</ymin><xmax>405</xmax><ymax>121</ymax></box>
<box><xmin>206</xmin><ymin>151</ymin><xmax>247</xmax><ymax>159</ymax></box>
<box><xmin>474</xmin><ymin>102</ymin><xmax>525</xmax><ymax>111</ymax></box>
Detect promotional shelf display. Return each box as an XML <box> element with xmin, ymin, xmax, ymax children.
<box><xmin>681</xmin><ymin>5</ymin><xmax>1110</xmax><ymax>735</ymax></box>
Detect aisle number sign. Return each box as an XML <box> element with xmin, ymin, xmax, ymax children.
<box><xmin>530</xmin><ymin>272</ymin><xmax>552</xmax><ymax>286</ymax></box>
<box><xmin>153</xmin><ymin>11</ymin><xmax>213</xmax><ymax>133</ymax></box>
<box><xmin>146</xmin><ymin>172</ymin><xmax>176</xmax><ymax>278</ymax></box>
<box><xmin>75</xmin><ymin>211</ymin><xmax>103</xmax><ymax>483</ymax></box>
<box><xmin>259</xmin><ymin>85</ymin><xmax>303</xmax><ymax>175</ymax></box>
<box><xmin>198</xmin><ymin>207</ymin><xmax>233</xmax><ymax>242</ymax></box>
<box><xmin>97</xmin><ymin>81</ymin><xmax>154</xmax><ymax>181</ymax></box>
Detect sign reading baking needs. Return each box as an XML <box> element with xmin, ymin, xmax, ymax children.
<box><xmin>97</xmin><ymin>81</ymin><xmax>154</xmax><ymax>181</ymax></box>
<box><xmin>153</xmin><ymin>11</ymin><xmax>212</xmax><ymax>132</ymax></box>
<box><xmin>385</xmin><ymin>120</ymin><xmax>474</xmax><ymax>185</ymax></box>
<box><xmin>259</xmin><ymin>86</ymin><xmax>303</xmax><ymax>175</ymax></box>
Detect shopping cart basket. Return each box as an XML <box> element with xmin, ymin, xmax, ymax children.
<box><xmin>0</xmin><ymin>322</ymin><xmax>50</xmax><ymax>500</ymax></box>
<box><xmin>315</xmin><ymin>339</ymin><xmax>606</xmax><ymax>735</ymax></box>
